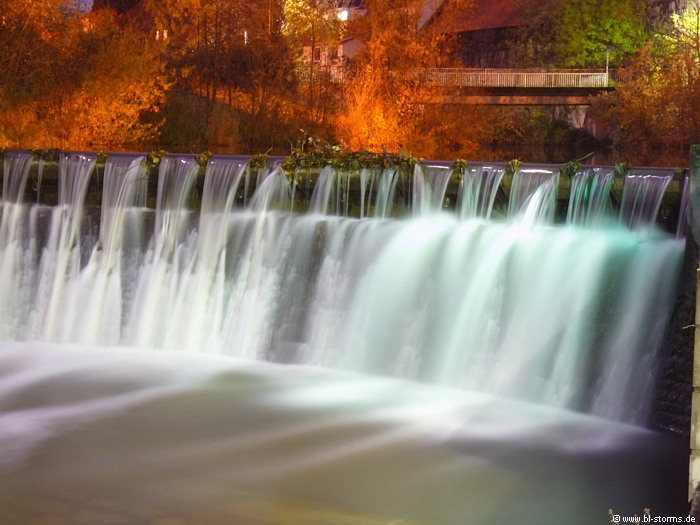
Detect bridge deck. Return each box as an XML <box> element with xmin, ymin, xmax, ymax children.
<box><xmin>323</xmin><ymin>66</ymin><xmax>614</xmax><ymax>105</ymax></box>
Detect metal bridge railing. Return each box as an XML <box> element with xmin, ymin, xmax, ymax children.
<box><xmin>303</xmin><ymin>66</ymin><xmax>615</xmax><ymax>89</ymax></box>
<box><xmin>424</xmin><ymin>68</ymin><xmax>613</xmax><ymax>88</ymax></box>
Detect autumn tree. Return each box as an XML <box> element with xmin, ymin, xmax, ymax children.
<box><xmin>144</xmin><ymin>0</ymin><xmax>240</xmax><ymax>107</ymax></box>
<box><xmin>511</xmin><ymin>0</ymin><xmax>649</xmax><ymax>68</ymax></box>
<box><xmin>143</xmin><ymin>0</ymin><xmax>297</xmax><ymax>151</ymax></box>
<box><xmin>334</xmin><ymin>0</ymin><xmax>473</xmax><ymax>158</ymax></box>
<box><xmin>336</xmin><ymin>0</ymin><xmax>429</xmax><ymax>152</ymax></box>
<box><xmin>0</xmin><ymin>2</ymin><xmax>169</xmax><ymax>150</ymax></box>
<box><xmin>593</xmin><ymin>1</ymin><xmax>700</xmax><ymax>158</ymax></box>
<box><xmin>49</xmin><ymin>14</ymin><xmax>170</xmax><ymax>149</ymax></box>
<box><xmin>281</xmin><ymin>0</ymin><xmax>345</xmax><ymax>124</ymax></box>
<box><xmin>0</xmin><ymin>0</ymin><xmax>76</xmax><ymax>108</ymax></box>
<box><xmin>235</xmin><ymin>18</ymin><xmax>294</xmax><ymax>152</ymax></box>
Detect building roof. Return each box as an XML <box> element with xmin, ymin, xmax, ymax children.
<box><xmin>420</xmin><ymin>0</ymin><xmax>544</xmax><ymax>33</ymax></box>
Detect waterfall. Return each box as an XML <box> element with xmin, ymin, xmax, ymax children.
<box><xmin>99</xmin><ymin>153</ymin><xmax>147</xmax><ymax>258</ymax></box>
<box><xmin>413</xmin><ymin>164</ymin><xmax>452</xmax><ymax>216</ymax></box>
<box><xmin>0</xmin><ymin>151</ymin><xmax>685</xmax><ymax>424</ymax></box>
<box><xmin>677</xmin><ymin>171</ymin><xmax>690</xmax><ymax>238</ymax></box>
<box><xmin>24</xmin><ymin>152</ymin><xmax>97</xmax><ymax>342</ymax></box>
<box><xmin>456</xmin><ymin>164</ymin><xmax>505</xmax><ymax>220</ymax></box>
<box><xmin>566</xmin><ymin>167</ymin><xmax>615</xmax><ymax>227</ymax></box>
<box><xmin>0</xmin><ymin>151</ymin><xmax>34</xmax><ymax>250</ymax></box>
<box><xmin>249</xmin><ymin>169</ymin><xmax>292</xmax><ymax>213</ymax></box>
<box><xmin>359</xmin><ymin>167</ymin><xmax>378</xmax><ymax>218</ymax></box>
<box><xmin>507</xmin><ymin>167</ymin><xmax>560</xmax><ymax>221</ymax></box>
<box><xmin>0</xmin><ymin>151</ymin><xmax>689</xmax><ymax>523</ymax></box>
<box><xmin>374</xmin><ymin>167</ymin><xmax>400</xmax><ymax>218</ymax></box>
<box><xmin>0</xmin><ymin>151</ymin><xmax>35</xmax><ymax>340</ymax></box>
<box><xmin>308</xmin><ymin>166</ymin><xmax>353</xmax><ymax>216</ymax></box>
<box><xmin>2</xmin><ymin>150</ymin><xmax>33</xmax><ymax>204</ymax></box>
<box><xmin>153</xmin><ymin>155</ymin><xmax>200</xmax><ymax>255</ymax></box>
<box><xmin>620</xmin><ymin>171</ymin><xmax>673</xmax><ymax>237</ymax></box>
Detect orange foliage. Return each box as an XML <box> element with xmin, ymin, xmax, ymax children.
<box><xmin>333</xmin><ymin>0</ymin><xmax>478</xmax><ymax>159</ymax></box>
<box><xmin>0</xmin><ymin>6</ymin><xmax>169</xmax><ymax>150</ymax></box>
<box><xmin>336</xmin><ymin>66</ymin><xmax>404</xmax><ymax>152</ymax></box>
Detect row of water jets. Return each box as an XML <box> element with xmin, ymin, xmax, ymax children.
<box><xmin>0</xmin><ymin>150</ymin><xmax>686</xmax><ymax>423</ymax></box>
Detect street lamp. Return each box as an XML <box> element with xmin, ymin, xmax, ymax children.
<box><xmin>605</xmin><ymin>46</ymin><xmax>613</xmax><ymax>85</ymax></box>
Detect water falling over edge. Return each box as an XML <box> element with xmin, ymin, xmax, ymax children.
<box><xmin>0</xmin><ymin>152</ymin><xmax>691</xmax><ymax>523</ymax></box>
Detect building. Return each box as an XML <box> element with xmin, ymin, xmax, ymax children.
<box><xmin>420</xmin><ymin>0</ymin><xmax>691</xmax><ymax>68</ymax></box>
<box><xmin>302</xmin><ymin>0</ymin><xmax>367</xmax><ymax>71</ymax></box>
<box><xmin>419</xmin><ymin>0</ymin><xmax>547</xmax><ymax>68</ymax></box>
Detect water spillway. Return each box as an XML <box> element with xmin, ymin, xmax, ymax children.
<box><xmin>0</xmin><ymin>150</ymin><xmax>691</xmax><ymax>522</ymax></box>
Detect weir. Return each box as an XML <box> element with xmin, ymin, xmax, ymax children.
<box><xmin>0</xmin><ymin>149</ymin><xmax>694</xmax><ymax>523</ymax></box>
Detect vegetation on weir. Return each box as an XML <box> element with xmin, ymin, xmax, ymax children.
<box><xmin>0</xmin><ymin>142</ymin><xmax>665</xmax><ymax>206</ymax></box>
<box><xmin>0</xmin><ymin>0</ymin><xmax>697</xmax><ymax>164</ymax></box>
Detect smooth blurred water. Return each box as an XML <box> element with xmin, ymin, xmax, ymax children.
<box><xmin>0</xmin><ymin>202</ymin><xmax>683</xmax><ymax>422</ymax></box>
<box><xmin>0</xmin><ymin>152</ymin><xmax>689</xmax><ymax>523</ymax></box>
<box><xmin>0</xmin><ymin>343</ymin><xmax>689</xmax><ymax>524</ymax></box>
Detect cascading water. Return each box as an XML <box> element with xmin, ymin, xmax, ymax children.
<box><xmin>0</xmin><ymin>152</ymin><xmax>690</xmax><ymax>523</ymax></box>
<box><xmin>567</xmin><ymin>167</ymin><xmax>615</xmax><ymax>227</ymax></box>
<box><xmin>413</xmin><ymin>164</ymin><xmax>452</xmax><ymax>216</ymax></box>
<box><xmin>620</xmin><ymin>170</ymin><xmax>674</xmax><ymax>236</ymax></box>
<box><xmin>507</xmin><ymin>166</ymin><xmax>559</xmax><ymax>220</ymax></box>
<box><xmin>2</xmin><ymin>151</ymin><xmax>33</xmax><ymax>205</ymax></box>
<box><xmin>98</xmin><ymin>153</ymin><xmax>148</xmax><ymax>256</ymax></box>
<box><xmin>456</xmin><ymin>164</ymin><xmax>506</xmax><ymax>219</ymax></box>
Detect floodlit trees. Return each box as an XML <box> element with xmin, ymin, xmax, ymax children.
<box><xmin>144</xmin><ymin>0</ymin><xmax>296</xmax><ymax>151</ymax></box>
<box><xmin>282</xmin><ymin>0</ymin><xmax>345</xmax><ymax>117</ymax></box>
<box><xmin>0</xmin><ymin>0</ymin><xmax>694</xmax><ymax>160</ymax></box>
<box><xmin>512</xmin><ymin>0</ymin><xmax>649</xmax><ymax>68</ymax></box>
<box><xmin>335</xmin><ymin>0</ymin><xmax>475</xmax><ymax>158</ymax></box>
<box><xmin>52</xmin><ymin>17</ymin><xmax>170</xmax><ymax>149</ymax></box>
<box><xmin>593</xmin><ymin>0</ymin><xmax>700</xmax><ymax>156</ymax></box>
<box><xmin>558</xmin><ymin>0</ymin><xmax>648</xmax><ymax>67</ymax></box>
<box><xmin>0</xmin><ymin>2</ymin><xmax>169</xmax><ymax>149</ymax></box>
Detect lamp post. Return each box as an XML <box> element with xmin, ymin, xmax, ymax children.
<box><xmin>605</xmin><ymin>46</ymin><xmax>613</xmax><ymax>86</ymax></box>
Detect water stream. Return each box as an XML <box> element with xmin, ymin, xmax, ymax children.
<box><xmin>0</xmin><ymin>152</ymin><xmax>690</xmax><ymax>523</ymax></box>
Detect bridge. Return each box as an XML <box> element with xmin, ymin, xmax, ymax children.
<box><xmin>423</xmin><ymin>68</ymin><xmax>615</xmax><ymax>106</ymax></box>
<box><xmin>326</xmin><ymin>66</ymin><xmax>615</xmax><ymax>106</ymax></box>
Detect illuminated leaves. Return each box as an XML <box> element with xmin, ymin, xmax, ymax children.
<box><xmin>282</xmin><ymin>0</ymin><xmax>345</xmax><ymax>43</ymax></box>
<box><xmin>0</xmin><ymin>5</ymin><xmax>169</xmax><ymax>150</ymax></box>
<box><xmin>334</xmin><ymin>0</ymin><xmax>468</xmax><ymax>157</ymax></box>
<box><xmin>512</xmin><ymin>0</ymin><xmax>648</xmax><ymax>68</ymax></box>
<box><xmin>593</xmin><ymin>3</ymin><xmax>700</xmax><ymax>154</ymax></box>
<box><xmin>562</xmin><ymin>0</ymin><xmax>647</xmax><ymax>67</ymax></box>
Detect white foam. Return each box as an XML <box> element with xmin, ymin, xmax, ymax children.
<box><xmin>0</xmin><ymin>342</ymin><xmax>687</xmax><ymax>524</ymax></box>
